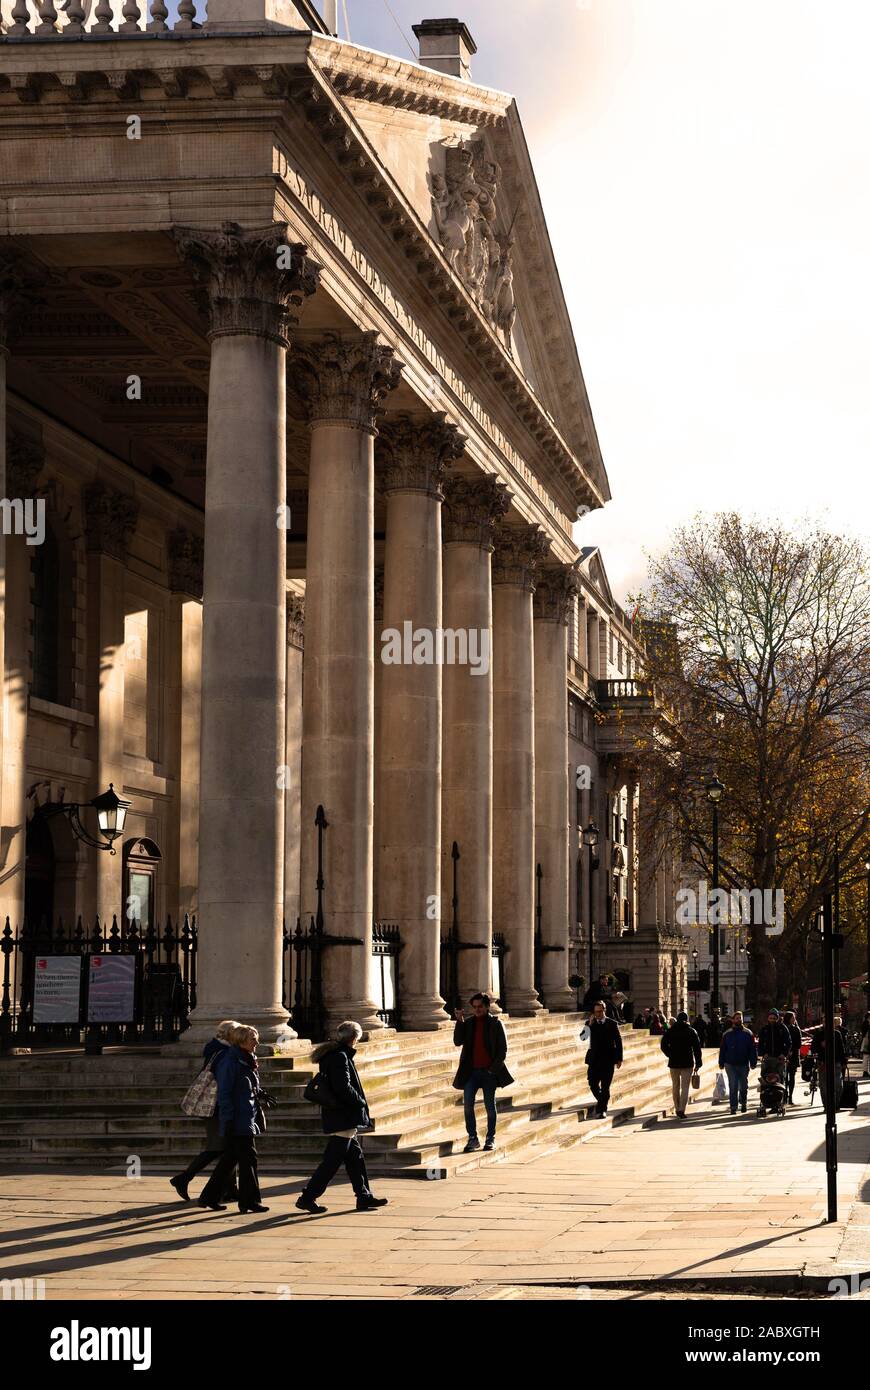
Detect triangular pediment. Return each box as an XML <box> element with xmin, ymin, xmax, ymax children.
<box><xmin>311</xmin><ymin>39</ymin><xmax>610</xmax><ymax>504</ymax></box>
<box><xmin>579</xmin><ymin>546</ymin><xmax>616</xmax><ymax>610</ymax></box>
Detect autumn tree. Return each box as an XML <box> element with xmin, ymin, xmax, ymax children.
<box><xmin>632</xmin><ymin>514</ymin><xmax>870</xmax><ymax>1019</ymax></box>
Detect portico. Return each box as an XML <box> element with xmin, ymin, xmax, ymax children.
<box><xmin>0</xmin><ymin>4</ymin><xmax>613</xmax><ymax>1045</ymax></box>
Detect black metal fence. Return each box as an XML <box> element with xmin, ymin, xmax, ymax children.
<box><xmin>282</xmin><ymin>916</ymin><xmax>403</xmax><ymax>1042</ymax></box>
<box><xmin>0</xmin><ymin>914</ymin><xmax>197</xmax><ymax>1050</ymax></box>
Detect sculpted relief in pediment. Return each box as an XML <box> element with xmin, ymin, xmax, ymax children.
<box><xmin>430</xmin><ymin>140</ymin><xmax>517</xmax><ymax>348</ymax></box>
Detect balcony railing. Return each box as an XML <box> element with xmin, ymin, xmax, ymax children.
<box><xmin>596</xmin><ymin>679</ymin><xmax>654</xmax><ymax>703</ymax></box>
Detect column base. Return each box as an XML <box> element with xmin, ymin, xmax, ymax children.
<box><xmin>178</xmin><ymin>1005</ymin><xmax>295</xmax><ymax>1056</ymax></box>
<box><xmin>504</xmin><ymin>988</ymin><xmax>544</xmax><ymax>1016</ymax></box>
<box><xmin>324</xmin><ymin>1000</ymin><xmax>386</xmax><ymax>1039</ymax></box>
<box><xmin>400</xmin><ymin>995</ymin><xmax>452</xmax><ymax>1031</ymax></box>
<box><xmin>543</xmin><ymin>986</ymin><xmax>577</xmax><ymax>1012</ymax></box>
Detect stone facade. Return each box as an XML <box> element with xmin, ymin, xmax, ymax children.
<box><xmin>0</xmin><ymin>3</ymin><xmax>686</xmax><ymax>1040</ymax></box>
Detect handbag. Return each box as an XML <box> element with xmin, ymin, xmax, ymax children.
<box><xmin>690</xmin><ymin>1072</ymin><xmax>700</xmax><ymax>1090</ymax></box>
<box><xmin>181</xmin><ymin>1059</ymin><xmax>218</xmax><ymax>1117</ymax></box>
<box><xmin>303</xmin><ymin>1071</ymin><xmax>340</xmax><ymax>1109</ymax></box>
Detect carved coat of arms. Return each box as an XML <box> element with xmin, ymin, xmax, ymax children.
<box><xmin>431</xmin><ymin>140</ymin><xmax>517</xmax><ymax>346</ymax></box>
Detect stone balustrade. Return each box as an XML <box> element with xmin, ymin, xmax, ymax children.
<box><xmin>2</xmin><ymin>0</ymin><xmax>201</xmax><ymax>34</ymax></box>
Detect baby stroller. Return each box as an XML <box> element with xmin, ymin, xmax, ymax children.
<box><xmin>756</xmin><ymin>1055</ymin><xmax>788</xmax><ymax>1117</ymax></box>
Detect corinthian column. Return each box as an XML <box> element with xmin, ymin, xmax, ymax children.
<box><xmin>533</xmin><ymin>562</ymin><xmax>581</xmax><ymax>1010</ymax></box>
<box><xmin>376</xmin><ymin>414</ymin><xmax>466</xmax><ymax>1030</ymax></box>
<box><xmin>295</xmin><ymin>332</ymin><xmax>402</xmax><ymax>1034</ymax></box>
<box><xmin>441</xmin><ymin>473</ymin><xmax>510</xmax><ymax>1003</ymax></box>
<box><xmin>173</xmin><ymin>221</ymin><xmax>319</xmax><ymax>1050</ymax></box>
<box><xmin>492</xmin><ymin>522</ymin><xmax>550</xmax><ymax>1015</ymax></box>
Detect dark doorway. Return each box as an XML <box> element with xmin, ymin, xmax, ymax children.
<box><xmin>24</xmin><ymin>810</ymin><xmax>55</xmax><ymax>930</ymax></box>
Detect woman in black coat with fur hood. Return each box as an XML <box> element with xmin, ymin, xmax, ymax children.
<box><xmin>296</xmin><ymin>1020</ymin><xmax>388</xmax><ymax>1215</ymax></box>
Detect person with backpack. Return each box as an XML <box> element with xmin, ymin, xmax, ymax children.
<box><xmin>660</xmin><ymin>1011</ymin><xmax>703</xmax><ymax>1118</ymax></box>
<box><xmin>199</xmin><ymin>1024</ymin><xmax>269</xmax><ymax>1214</ymax></box>
<box><xmin>170</xmin><ymin>1018</ymin><xmax>240</xmax><ymax>1203</ymax></box>
<box><xmin>718</xmin><ymin>1011</ymin><xmax>758</xmax><ymax>1115</ymax></box>
<box><xmin>296</xmin><ymin>1020</ymin><xmax>387</xmax><ymax>1214</ymax></box>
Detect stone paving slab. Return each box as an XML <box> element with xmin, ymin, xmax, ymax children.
<box><xmin>0</xmin><ymin>1081</ymin><xmax>868</xmax><ymax>1299</ymax></box>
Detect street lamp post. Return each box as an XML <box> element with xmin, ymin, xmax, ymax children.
<box><xmin>706</xmin><ymin>776</ymin><xmax>725</xmax><ymax>1011</ymax></box>
<box><xmin>583</xmin><ymin>822</ymin><xmax>600</xmax><ymax>989</ymax></box>
<box><xmin>691</xmin><ymin>947</ymin><xmax>699</xmax><ymax>1017</ymax></box>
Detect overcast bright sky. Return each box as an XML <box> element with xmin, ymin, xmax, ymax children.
<box><xmin>344</xmin><ymin>0</ymin><xmax>870</xmax><ymax>601</ymax></box>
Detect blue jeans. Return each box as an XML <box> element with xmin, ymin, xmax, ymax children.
<box><xmin>724</xmin><ymin>1062</ymin><xmax>749</xmax><ymax>1112</ymax></box>
<box><xmin>463</xmin><ymin>1068</ymin><xmax>498</xmax><ymax>1140</ymax></box>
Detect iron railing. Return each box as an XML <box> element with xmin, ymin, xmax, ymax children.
<box><xmin>0</xmin><ymin>913</ymin><xmax>197</xmax><ymax>1050</ymax></box>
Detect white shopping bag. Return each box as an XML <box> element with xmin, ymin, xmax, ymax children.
<box><xmin>712</xmin><ymin>1069</ymin><xmax>727</xmax><ymax>1104</ymax></box>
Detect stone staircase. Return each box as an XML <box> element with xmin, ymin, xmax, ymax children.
<box><xmin>0</xmin><ymin>1015</ymin><xmax>695</xmax><ymax>1179</ymax></box>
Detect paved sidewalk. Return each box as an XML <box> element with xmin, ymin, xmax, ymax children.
<box><xmin>1</xmin><ymin>1082</ymin><xmax>868</xmax><ymax>1300</ymax></box>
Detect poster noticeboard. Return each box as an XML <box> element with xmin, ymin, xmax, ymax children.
<box><xmin>32</xmin><ymin>956</ymin><xmax>82</xmax><ymax>1024</ymax></box>
<box><xmin>87</xmin><ymin>954</ymin><xmax>136</xmax><ymax>1024</ymax></box>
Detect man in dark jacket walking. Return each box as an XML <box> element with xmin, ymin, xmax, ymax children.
<box><xmin>586</xmin><ymin>1000</ymin><xmax>623</xmax><ymax>1117</ymax></box>
<box><xmin>297</xmin><ymin>1021</ymin><xmax>387</xmax><ymax>1214</ymax></box>
<box><xmin>757</xmin><ymin>1010</ymin><xmax>792</xmax><ymax>1063</ymax></box>
<box><xmin>661</xmin><ymin>1011</ymin><xmax>703</xmax><ymax>1118</ymax></box>
<box><xmin>453</xmin><ymin>993</ymin><xmax>514</xmax><ymax>1153</ymax></box>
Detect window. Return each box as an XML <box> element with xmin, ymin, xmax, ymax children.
<box><xmin>123</xmin><ymin>838</ymin><xmax>161</xmax><ymax>931</ymax></box>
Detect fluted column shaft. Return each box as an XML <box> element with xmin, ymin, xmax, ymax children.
<box><xmin>533</xmin><ymin>564</ymin><xmax>580</xmax><ymax>1010</ymax></box>
<box><xmin>173</xmin><ymin>222</ymin><xmax>318</xmax><ymax>1050</ymax></box>
<box><xmin>441</xmin><ymin>474</ymin><xmax>510</xmax><ymax>1002</ymax></box>
<box><xmin>377</xmin><ymin>415</ymin><xmax>465</xmax><ymax>1030</ymax></box>
<box><xmin>296</xmin><ymin>333</ymin><xmax>401</xmax><ymax>1034</ymax></box>
<box><xmin>492</xmin><ymin>523</ymin><xmax>550</xmax><ymax>1015</ymax></box>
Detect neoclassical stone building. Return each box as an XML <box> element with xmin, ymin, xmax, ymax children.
<box><xmin>0</xmin><ymin>3</ymin><xmax>688</xmax><ymax>1045</ymax></box>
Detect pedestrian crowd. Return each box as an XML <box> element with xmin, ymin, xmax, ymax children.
<box><xmin>169</xmin><ymin>992</ymin><xmax>868</xmax><ymax>1214</ymax></box>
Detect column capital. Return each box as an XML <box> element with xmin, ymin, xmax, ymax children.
<box><xmin>533</xmin><ymin>561</ymin><xmax>582</xmax><ymax>624</ymax></box>
<box><xmin>173</xmin><ymin>221</ymin><xmax>320</xmax><ymax>349</ymax></box>
<box><xmin>293</xmin><ymin>331</ymin><xmax>402</xmax><ymax>434</ymax></box>
<box><xmin>82</xmin><ymin>482</ymin><xmax>139</xmax><ymax>560</ymax></box>
<box><xmin>442</xmin><ymin>471</ymin><xmax>512</xmax><ymax>548</ymax></box>
<box><xmin>168</xmin><ymin>527</ymin><xmax>204</xmax><ymax>600</ymax></box>
<box><xmin>287</xmin><ymin>595</ymin><xmax>305</xmax><ymax>650</ymax></box>
<box><xmin>7</xmin><ymin>430</ymin><xmax>45</xmax><ymax>496</ymax></box>
<box><xmin>377</xmin><ymin>413</ymin><xmax>466</xmax><ymax>499</ymax></box>
<box><xmin>491</xmin><ymin>522</ymin><xmax>551</xmax><ymax>591</ymax></box>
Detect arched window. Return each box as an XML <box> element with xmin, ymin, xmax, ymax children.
<box><xmin>123</xmin><ymin>838</ymin><xmax>161</xmax><ymax>931</ymax></box>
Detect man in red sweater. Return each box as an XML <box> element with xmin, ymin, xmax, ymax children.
<box><xmin>452</xmin><ymin>993</ymin><xmax>514</xmax><ymax>1153</ymax></box>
